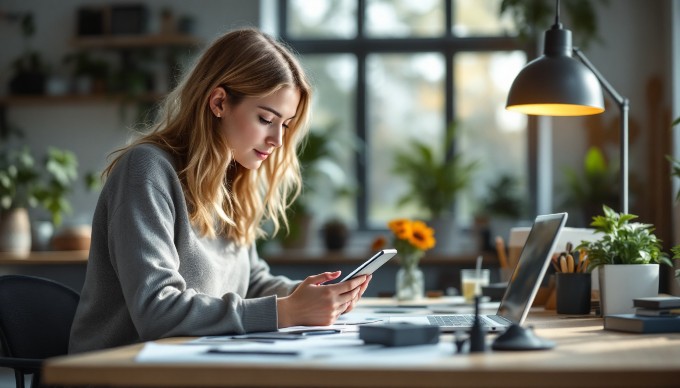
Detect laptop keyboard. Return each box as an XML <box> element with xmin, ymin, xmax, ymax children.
<box><xmin>427</xmin><ymin>315</ymin><xmax>484</xmax><ymax>327</ymax></box>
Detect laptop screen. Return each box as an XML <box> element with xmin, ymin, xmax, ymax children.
<box><xmin>497</xmin><ymin>213</ymin><xmax>567</xmax><ymax>324</ymax></box>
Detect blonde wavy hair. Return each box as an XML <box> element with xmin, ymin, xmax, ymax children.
<box><xmin>104</xmin><ymin>28</ymin><xmax>312</xmax><ymax>246</ymax></box>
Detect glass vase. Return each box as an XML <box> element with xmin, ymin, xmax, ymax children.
<box><xmin>396</xmin><ymin>264</ymin><xmax>425</xmax><ymax>301</ymax></box>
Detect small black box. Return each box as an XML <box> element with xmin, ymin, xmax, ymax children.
<box><xmin>110</xmin><ymin>5</ymin><xmax>148</xmax><ymax>35</ymax></box>
<box><xmin>359</xmin><ymin>323</ymin><xmax>439</xmax><ymax>347</ymax></box>
<box><xmin>77</xmin><ymin>7</ymin><xmax>106</xmax><ymax>36</ymax></box>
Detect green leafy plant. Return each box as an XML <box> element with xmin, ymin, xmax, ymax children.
<box><xmin>559</xmin><ymin>147</ymin><xmax>618</xmax><ymax>225</ymax></box>
<box><xmin>0</xmin><ymin>147</ymin><xmax>40</xmax><ymax>210</ymax></box>
<box><xmin>0</xmin><ymin>146</ymin><xmax>79</xmax><ymax>226</ymax></box>
<box><xmin>392</xmin><ymin>122</ymin><xmax>478</xmax><ymax>219</ymax></box>
<box><xmin>499</xmin><ymin>0</ymin><xmax>606</xmax><ymax>50</ymax></box>
<box><xmin>577</xmin><ymin>205</ymin><xmax>672</xmax><ymax>270</ymax></box>
<box><xmin>481</xmin><ymin>173</ymin><xmax>526</xmax><ymax>219</ymax></box>
<box><xmin>11</xmin><ymin>13</ymin><xmax>41</xmax><ymax>74</ymax></box>
<box><xmin>64</xmin><ymin>51</ymin><xmax>110</xmax><ymax>81</ymax></box>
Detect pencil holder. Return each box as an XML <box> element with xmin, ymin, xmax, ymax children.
<box><xmin>556</xmin><ymin>273</ymin><xmax>591</xmax><ymax>315</ymax></box>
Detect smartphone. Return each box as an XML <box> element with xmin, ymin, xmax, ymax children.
<box><xmin>338</xmin><ymin>249</ymin><xmax>398</xmax><ymax>283</ymax></box>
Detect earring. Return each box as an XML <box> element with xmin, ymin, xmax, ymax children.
<box><xmin>216</xmin><ymin>112</ymin><xmax>221</xmax><ymax>118</ymax></box>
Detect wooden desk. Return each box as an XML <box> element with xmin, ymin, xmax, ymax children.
<box><xmin>43</xmin><ymin>309</ymin><xmax>680</xmax><ymax>387</ymax></box>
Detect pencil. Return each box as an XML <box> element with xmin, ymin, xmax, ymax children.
<box><xmin>495</xmin><ymin>236</ymin><xmax>509</xmax><ymax>269</ymax></box>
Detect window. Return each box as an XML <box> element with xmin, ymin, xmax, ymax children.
<box><xmin>279</xmin><ymin>0</ymin><xmax>527</xmax><ymax>230</ymax></box>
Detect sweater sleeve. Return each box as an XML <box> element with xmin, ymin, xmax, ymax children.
<box><xmin>107</xmin><ymin>148</ymin><xmax>280</xmax><ymax>340</ymax></box>
<box><xmin>246</xmin><ymin>244</ymin><xmax>300</xmax><ymax>299</ymax></box>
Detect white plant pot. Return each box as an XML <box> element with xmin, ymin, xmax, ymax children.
<box><xmin>0</xmin><ymin>208</ymin><xmax>32</xmax><ymax>257</ymax></box>
<box><xmin>598</xmin><ymin>264</ymin><xmax>659</xmax><ymax>316</ymax></box>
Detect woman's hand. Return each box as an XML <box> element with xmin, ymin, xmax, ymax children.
<box><xmin>276</xmin><ymin>272</ymin><xmax>372</xmax><ymax>328</ymax></box>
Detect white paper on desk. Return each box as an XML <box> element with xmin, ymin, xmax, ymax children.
<box><xmin>139</xmin><ymin>334</ymin><xmax>370</xmax><ymax>363</ymax></box>
<box><xmin>188</xmin><ymin>330</ymin><xmax>360</xmax><ymax>345</ymax></box>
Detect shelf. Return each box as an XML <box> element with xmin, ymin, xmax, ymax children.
<box><xmin>0</xmin><ymin>250</ymin><xmax>89</xmax><ymax>265</ymax></box>
<box><xmin>0</xmin><ymin>93</ymin><xmax>162</xmax><ymax>105</ymax></box>
<box><xmin>71</xmin><ymin>33</ymin><xmax>202</xmax><ymax>49</ymax></box>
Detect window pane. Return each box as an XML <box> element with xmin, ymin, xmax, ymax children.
<box><xmin>455</xmin><ymin>51</ymin><xmax>528</xmax><ymax>224</ymax></box>
<box><xmin>453</xmin><ymin>0</ymin><xmax>516</xmax><ymax>36</ymax></box>
<box><xmin>288</xmin><ymin>0</ymin><xmax>357</xmax><ymax>39</ymax></box>
<box><xmin>366</xmin><ymin>0</ymin><xmax>445</xmax><ymax>38</ymax></box>
<box><xmin>301</xmin><ymin>54</ymin><xmax>358</xmax><ymax>226</ymax></box>
<box><xmin>367</xmin><ymin>53</ymin><xmax>445</xmax><ymax>227</ymax></box>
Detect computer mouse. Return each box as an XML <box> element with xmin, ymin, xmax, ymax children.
<box><xmin>491</xmin><ymin>324</ymin><xmax>555</xmax><ymax>351</ymax></box>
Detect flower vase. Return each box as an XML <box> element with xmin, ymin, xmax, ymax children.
<box><xmin>396</xmin><ymin>264</ymin><xmax>425</xmax><ymax>301</ymax></box>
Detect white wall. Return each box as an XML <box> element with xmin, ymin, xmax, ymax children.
<box><xmin>550</xmin><ymin>0</ymin><xmax>671</xmax><ymax>215</ymax></box>
<box><xmin>0</xmin><ymin>0</ymin><xmax>260</xmax><ymax>228</ymax></box>
<box><xmin>672</xmin><ymin>0</ymin><xmax>680</xmax><ymax>294</ymax></box>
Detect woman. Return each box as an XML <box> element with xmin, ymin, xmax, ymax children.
<box><xmin>69</xmin><ymin>28</ymin><xmax>371</xmax><ymax>354</ymax></box>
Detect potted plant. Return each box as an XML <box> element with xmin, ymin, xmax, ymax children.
<box><xmin>321</xmin><ymin>218</ymin><xmax>350</xmax><ymax>252</ymax></box>
<box><xmin>391</xmin><ymin>122</ymin><xmax>478</xmax><ymax>252</ymax></box>
<box><xmin>578</xmin><ymin>205</ymin><xmax>672</xmax><ymax>316</ymax></box>
<box><xmin>0</xmin><ymin>147</ymin><xmax>39</xmax><ymax>255</ymax></box>
<box><xmin>8</xmin><ymin>13</ymin><xmax>48</xmax><ymax>95</ymax></box>
<box><xmin>0</xmin><ymin>146</ymin><xmax>79</xmax><ymax>255</ymax></box>
<box><xmin>64</xmin><ymin>51</ymin><xmax>111</xmax><ymax>94</ymax></box>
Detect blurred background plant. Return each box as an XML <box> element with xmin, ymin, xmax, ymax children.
<box><xmin>391</xmin><ymin>122</ymin><xmax>478</xmax><ymax>220</ymax></box>
<box><xmin>0</xmin><ymin>145</ymin><xmax>79</xmax><ymax>227</ymax></box>
<box><xmin>558</xmin><ymin>146</ymin><xmax>619</xmax><ymax>227</ymax></box>
<box><xmin>499</xmin><ymin>0</ymin><xmax>605</xmax><ymax>49</ymax></box>
<box><xmin>273</xmin><ymin>121</ymin><xmax>359</xmax><ymax>249</ymax></box>
<box><xmin>481</xmin><ymin>173</ymin><xmax>526</xmax><ymax>220</ymax></box>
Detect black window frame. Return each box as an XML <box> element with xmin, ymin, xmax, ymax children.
<box><xmin>277</xmin><ymin>0</ymin><xmax>533</xmax><ymax>230</ymax></box>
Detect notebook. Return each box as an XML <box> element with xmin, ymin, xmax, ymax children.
<box><xmin>387</xmin><ymin>212</ymin><xmax>568</xmax><ymax>332</ymax></box>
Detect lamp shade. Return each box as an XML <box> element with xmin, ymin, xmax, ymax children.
<box><xmin>506</xmin><ymin>24</ymin><xmax>604</xmax><ymax>116</ymax></box>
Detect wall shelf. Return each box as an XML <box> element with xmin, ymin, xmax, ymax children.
<box><xmin>71</xmin><ymin>33</ymin><xmax>202</xmax><ymax>49</ymax></box>
<box><xmin>0</xmin><ymin>93</ymin><xmax>162</xmax><ymax>106</ymax></box>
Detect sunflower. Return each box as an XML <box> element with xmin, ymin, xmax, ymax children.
<box><xmin>387</xmin><ymin>218</ymin><xmax>436</xmax><ymax>265</ymax></box>
<box><xmin>388</xmin><ymin>218</ymin><xmax>412</xmax><ymax>240</ymax></box>
<box><xmin>408</xmin><ymin>220</ymin><xmax>436</xmax><ymax>251</ymax></box>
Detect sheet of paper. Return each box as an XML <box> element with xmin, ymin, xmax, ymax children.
<box><xmin>138</xmin><ymin>332</ymin><xmax>372</xmax><ymax>363</ymax></box>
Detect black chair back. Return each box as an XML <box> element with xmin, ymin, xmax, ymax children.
<box><xmin>0</xmin><ymin>275</ymin><xmax>80</xmax><ymax>388</ymax></box>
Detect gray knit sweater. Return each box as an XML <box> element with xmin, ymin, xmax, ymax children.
<box><xmin>68</xmin><ymin>144</ymin><xmax>298</xmax><ymax>354</ymax></box>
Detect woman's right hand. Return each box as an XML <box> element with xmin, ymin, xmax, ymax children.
<box><xmin>276</xmin><ymin>271</ymin><xmax>369</xmax><ymax>327</ymax></box>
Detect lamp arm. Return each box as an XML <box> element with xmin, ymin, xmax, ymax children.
<box><xmin>572</xmin><ymin>48</ymin><xmax>627</xmax><ymax>108</ymax></box>
<box><xmin>573</xmin><ymin>47</ymin><xmax>630</xmax><ymax>214</ymax></box>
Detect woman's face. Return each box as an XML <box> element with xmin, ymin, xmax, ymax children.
<box><xmin>221</xmin><ymin>86</ymin><xmax>300</xmax><ymax>170</ymax></box>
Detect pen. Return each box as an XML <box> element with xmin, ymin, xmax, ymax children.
<box><xmin>230</xmin><ymin>334</ymin><xmax>304</xmax><ymax>341</ymax></box>
<box><xmin>207</xmin><ymin>349</ymin><xmax>299</xmax><ymax>356</ymax></box>
<box><xmin>300</xmin><ymin>329</ymin><xmax>341</xmax><ymax>336</ymax></box>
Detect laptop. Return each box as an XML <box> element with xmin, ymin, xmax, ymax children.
<box><xmin>387</xmin><ymin>212</ymin><xmax>568</xmax><ymax>332</ymax></box>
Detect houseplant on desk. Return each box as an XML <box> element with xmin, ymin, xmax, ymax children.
<box><xmin>578</xmin><ymin>205</ymin><xmax>672</xmax><ymax>316</ymax></box>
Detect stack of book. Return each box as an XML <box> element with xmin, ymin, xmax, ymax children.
<box><xmin>603</xmin><ymin>296</ymin><xmax>680</xmax><ymax>333</ymax></box>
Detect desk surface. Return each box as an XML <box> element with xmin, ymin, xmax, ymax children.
<box><xmin>43</xmin><ymin>304</ymin><xmax>680</xmax><ymax>388</ymax></box>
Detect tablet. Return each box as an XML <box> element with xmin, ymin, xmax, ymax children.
<box><xmin>338</xmin><ymin>249</ymin><xmax>398</xmax><ymax>283</ymax></box>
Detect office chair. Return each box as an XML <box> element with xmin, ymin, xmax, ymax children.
<box><xmin>0</xmin><ymin>275</ymin><xmax>80</xmax><ymax>388</ymax></box>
